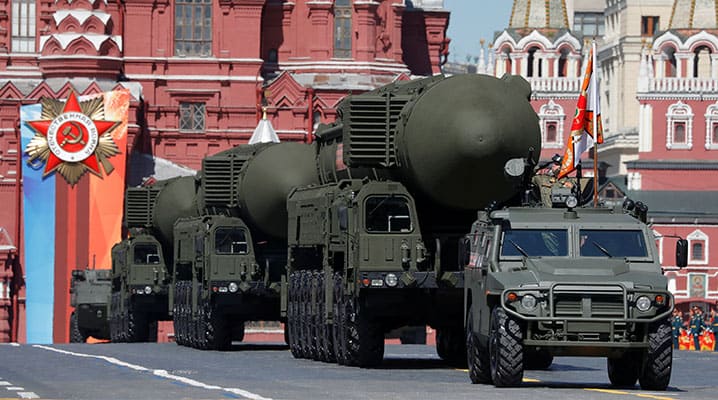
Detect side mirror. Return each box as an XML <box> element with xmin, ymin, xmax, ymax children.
<box><xmin>458</xmin><ymin>237</ymin><xmax>471</xmax><ymax>267</ymax></box>
<box><xmin>676</xmin><ymin>239</ymin><xmax>688</xmax><ymax>268</ymax></box>
<box><xmin>338</xmin><ymin>206</ymin><xmax>348</xmax><ymax>232</ymax></box>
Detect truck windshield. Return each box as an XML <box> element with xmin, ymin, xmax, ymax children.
<box><xmin>134</xmin><ymin>243</ymin><xmax>160</xmax><ymax>264</ymax></box>
<box><xmin>365</xmin><ymin>196</ymin><xmax>413</xmax><ymax>233</ymax></box>
<box><xmin>579</xmin><ymin>229</ymin><xmax>647</xmax><ymax>258</ymax></box>
<box><xmin>501</xmin><ymin>229</ymin><xmax>568</xmax><ymax>257</ymax></box>
<box><xmin>215</xmin><ymin>227</ymin><xmax>248</xmax><ymax>254</ymax></box>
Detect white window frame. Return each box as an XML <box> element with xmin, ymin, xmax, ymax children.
<box><xmin>704</xmin><ymin>101</ymin><xmax>718</xmax><ymax>150</ymax></box>
<box><xmin>538</xmin><ymin>100</ymin><xmax>565</xmax><ymax>149</ymax></box>
<box><xmin>666</xmin><ymin>101</ymin><xmax>693</xmax><ymax>150</ymax></box>
<box><xmin>12</xmin><ymin>0</ymin><xmax>36</xmax><ymax>53</ymax></box>
<box><xmin>652</xmin><ymin>229</ymin><xmax>663</xmax><ymax>264</ymax></box>
<box><xmin>687</xmin><ymin>229</ymin><xmax>708</xmax><ymax>265</ymax></box>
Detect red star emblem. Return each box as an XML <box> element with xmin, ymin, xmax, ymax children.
<box><xmin>27</xmin><ymin>92</ymin><xmax>118</xmax><ymax>176</ymax></box>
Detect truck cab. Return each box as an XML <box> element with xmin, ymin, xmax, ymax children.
<box><xmin>464</xmin><ymin>203</ymin><xmax>686</xmax><ymax>390</ymax></box>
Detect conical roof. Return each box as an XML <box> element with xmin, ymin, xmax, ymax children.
<box><xmin>669</xmin><ymin>0</ymin><xmax>718</xmax><ymax>30</ymax></box>
<box><xmin>248</xmin><ymin>113</ymin><xmax>280</xmax><ymax>145</ymax></box>
<box><xmin>510</xmin><ymin>0</ymin><xmax>569</xmax><ymax>31</ymax></box>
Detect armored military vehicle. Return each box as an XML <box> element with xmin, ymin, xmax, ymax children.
<box><xmin>284</xmin><ymin>74</ymin><xmax>541</xmax><ymax>366</ymax></box>
<box><xmin>109</xmin><ymin>176</ymin><xmax>197</xmax><ymax>342</ymax></box>
<box><xmin>463</xmin><ymin>162</ymin><xmax>687</xmax><ymax>389</ymax></box>
<box><xmin>70</xmin><ymin>268</ymin><xmax>111</xmax><ymax>342</ymax></box>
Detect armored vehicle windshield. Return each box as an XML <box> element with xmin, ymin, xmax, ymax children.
<box><xmin>215</xmin><ymin>227</ymin><xmax>249</xmax><ymax>254</ymax></box>
<box><xmin>365</xmin><ymin>195</ymin><xmax>413</xmax><ymax>233</ymax></box>
<box><xmin>500</xmin><ymin>229</ymin><xmax>568</xmax><ymax>257</ymax></box>
<box><xmin>578</xmin><ymin>229</ymin><xmax>647</xmax><ymax>258</ymax></box>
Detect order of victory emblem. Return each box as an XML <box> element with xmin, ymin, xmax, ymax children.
<box><xmin>25</xmin><ymin>92</ymin><xmax>121</xmax><ymax>185</ymax></box>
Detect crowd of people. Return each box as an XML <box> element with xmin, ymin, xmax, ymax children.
<box><xmin>671</xmin><ymin>306</ymin><xmax>718</xmax><ymax>351</ymax></box>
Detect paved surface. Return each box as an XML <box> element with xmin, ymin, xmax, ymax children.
<box><xmin>0</xmin><ymin>342</ymin><xmax>716</xmax><ymax>400</ymax></box>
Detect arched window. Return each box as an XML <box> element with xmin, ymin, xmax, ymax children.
<box><xmin>666</xmin><ymin>101</ymin><xmax>693</xmax><ymax>149</ymax></box>
<box><xmin>704</xmin><ymin>101</ymin><xmax>718</xmax><ymax>150</ymax></box>
<box><xmin>527</xmin><ymin>47</ymin><xmax>540</xmax><ymax>77</ymax></box>
<box><xmin>334</xmin><ymin>0</ymin><xmax>352</xmax><ymax>58</ymax></box>
<box><xmin>687</xmin><ymin>229</ymin><xmax>708</xmax><ymax>265</ymax></box>
<box><xmin>693</xmin><ymin>46</ymin><xmax>712</xmax><ymax>78</ymax></box>
<box><xmin>538</xmin><ymin>100</ymin><xmax>565</xmax><ymax>148</ymax></box>
<box><xmin>663</xmin><ymin>46</ymin><xmax>677</xmax><ymax>77</ymax></box>
<box><xmin>558</xmin><ymin>48</ymin><xmax>570</xmax><ymax>77</ymax></box>
<box><xmin>175</xmin><ymin>0</ymin><xmax>212</xmax><ymax>56</ymax></box>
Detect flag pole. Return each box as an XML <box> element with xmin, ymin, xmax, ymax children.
<box><xmin>592</xmin><ymin>40</ymin><xmax>599</xmax><ymax>207</ymax></box>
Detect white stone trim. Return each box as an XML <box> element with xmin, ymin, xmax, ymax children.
<box><xmin>687</xmin><ymin>229</ymin><xmax>709</xmax><ymax>265</ymax></box>
<box><xmin>125</xmin><ymin>74</ymin><xmax>262</xmax><ymax>82</ymax></box>
<box><xmin>53</xmin><ymin>10</ymin><xmax>111</xmax><ymax>26</ymax></box>
<box><xmin>705</xmin><ymin>101</ymin><xmax>718</xmax><ymax>150</ymax></box>
<box><xmin>639</xmin><ymin>103</ymin><xmax>653</xmax><ymax>152</ymax></box>
<box><xmin>666</xmin><ymin>101</ymin><xmax>693</xmax><ymax>150</ymax></box>
<box><xmin>39</xmin><ymin>33</ymin><xmax>122</xmax><ymax>52</ymax></box>
<box><xmin>538</xmin><ymin>100</ymin><xmax>565</xmax><ymax>148</ymax></box>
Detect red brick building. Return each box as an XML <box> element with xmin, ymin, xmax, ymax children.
<box><xmin>0</xmin><ymin>0</ymin><xmax>449</xmax><ymax>343</ymax></box>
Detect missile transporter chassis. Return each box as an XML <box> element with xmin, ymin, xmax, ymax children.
<box><xmin>285</xmin><ymin>179</ymin><xmax>466</xmax><ymax>367</ymax></box>
<box><xmin>109</xmin><ymin>234</ymin><xmax>169</xmax><ymax>342</ymax></box>
<box><xmin>70</xmin><ymin>268</ymin><xmax>111</xmax><ymax>342</ymax></box>
<box><xmin>464</xmin><ymin>206</ymin><xmax>675</xmax><ymax>389</ymax></box>
<box><xmin>171</xmin><ymin>215</ymin><xmax>283</xmax><ymax>350</ymax></box>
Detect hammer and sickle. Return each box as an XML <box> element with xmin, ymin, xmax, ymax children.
<box><xmin>59</xmin><ymin>121</ymin><xmax>86</xmax><ymax>147</ymax></box>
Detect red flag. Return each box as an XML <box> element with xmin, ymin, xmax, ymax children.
<box><xmin>558</xmin><ymin>43</ymin><xmax>603</xmax><ymax>179</ymax></box>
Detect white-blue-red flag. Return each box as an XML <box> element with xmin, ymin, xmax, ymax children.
<box><xmin>558</xmin><ymin>42</ymin><xmax>603</xmax><ymax>179</ymax></box>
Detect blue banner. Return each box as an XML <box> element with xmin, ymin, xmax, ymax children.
<box><xmin>21</xmin><ymin>104</ymin><xmax>56</xmax><ymax>344</ymax></box>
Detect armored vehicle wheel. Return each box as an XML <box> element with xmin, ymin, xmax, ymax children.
<box><xmin>206</xmin><ymin>304</ymin><xmax>231</xmax><ymax>351</ymax></box>
<box><xmin>437</xmin><ymin>327</ymin><xmax>468</xmax><ymax>367</ymax></box>
<box><xmin>232</xmin><ymin>321</ymin><xmax>245</xmax><ymax>342</ymax></box>
<box><xmin>332</xmin><ymin>272</ymin><xmax>348</xmax><ymax>365</ymax></box>
<box><xmin>109</xmin><ymin>292</ymin><xmax>119</xmax><ymax>342</ymax></box>
<box><xmin>288</xmin><ymin>272</ymin><xmax>301</xmax><ymax>358</ymax></box>
<box><xmin>309</xmin><ymin>272</ymin><xmax>321</xmax><ymax>361</ymax></box>
<box><xmin>127</xmin><ymin>305</ymin><xmax>150</xmax><ymax>342</ymax></box>
<box><xmin>320</xmin><ymin>272</ymin><xmax>336</xmax><ymax>363</ymax></box>
<box><xmin>489</xmin><ymin>307</ymin><xmax>524</xmax><ymax>387</ymax></box>
<box><xmin>314</xmin><ymin>272</ymin><xmax>326</xmax><ymax>362</ymax></box>
<box><xmin>638</xmin><ymin>319</ymin><xmax>672</xmax><ymax>391</ymax></box>
<box><xmin>172</xmin><ymin>281</ymin><xmax>184</xmax><ymax>346</ymax></box>
<box><xmin>69</xmin><ymin>312</ymin><xmax>86</xmax><ymax>343</ymax></box>
<box><xmin>345</xmin><ymin>298</ymin><xmax>384</xmax><ymax>368</ymax></box>
<box><xmin>299</xmin><ymin>271</ymin><xmax>311</xmax><ymax>358</ymax></box>
<box><xmin>466</xmin><ymin>307</ymin><xmax>491</xmax><ymax>383</ymax></box>
<box><xmin>195</xmin><ymin>287</ymin><xmax>209</xmax><ymax>350</ymax></box>
<box><xmin>607</xmin><ymin>352</ymin><xmax>640</xmax><ymax>388</ymax></box>
<box><xmin>524</xmin><ymin>348</ymin><xmax>553</xmax><ymax>370</ymax></box>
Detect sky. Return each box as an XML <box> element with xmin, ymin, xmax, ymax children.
<box><xmin>444</xmin><ymin>0</ymin><xmax>514</xmax><ymax>64</ymax></box>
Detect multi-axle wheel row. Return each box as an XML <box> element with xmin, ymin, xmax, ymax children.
<box><xmin>173</xmin><ymin>280</ymin><xmax>245</xmax><ymax>350</ymax></box>
<box><xmin>287</xmin><ymin>270</ymin><xmax>384</xmax><ymax>367</ymax></box>
<box><xmin>109</xmin><ymin>292</ymin><xmax>156</xmax><ymax>342</ymax></box>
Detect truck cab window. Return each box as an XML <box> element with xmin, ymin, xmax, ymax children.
<box><xmin>215</xmin><ymin>228</ymin><xmax>248</xmax><ymax>254</ymax></box>
<box><xmin>579</xmin><ymin>229</ymin><xmax>647</xmax><ymax>258</ymax></box>
<box><xmin>134</xmin><ymin>243</ymin><xmax>160</xmax><ymax>264</ymax></box>
<box><xmin>365</xmin><ymin>196</ymin><xmax>413</xmax><ymax>233</ymax></box>
<box><xmin>501</xmin><ymin>229</ymin><xmax>568</xmax><ymax>257</ymax></box>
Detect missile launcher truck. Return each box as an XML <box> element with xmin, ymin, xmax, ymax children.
<box><xmin>463</xmin><ymin>158</ymin><xmax>688</xmax><ymax>389</ymax></box>
<box><xmin>284</xmin><ymin>74</ymin><xmax>541</xmax><ymax>367</ymax></box>
<box><xmin>70</xmin><ymin>268</ymin><xmax>111</xmax><ymax>342</ymax></box>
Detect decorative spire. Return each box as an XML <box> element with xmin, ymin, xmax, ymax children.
<box><xmin>476</xmin><ymin>39</ymin><xmax>487</xmax><ymax>75</ymax></box>
<box><xmin>249</xmin><ymin>107</ymin><xmax>280</xmax><ymax>144</ymax></box>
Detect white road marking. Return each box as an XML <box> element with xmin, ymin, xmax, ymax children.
<box><xmin>6</xmin><ymin>387</ymin><xmax>24</xmax><ymax>390</ymax></box>
<box><xmin>18</xmin><ymin>392</ymin><xmax>40</xmax><ymax>399</ymax></box>
<box><xmin>0</xmin><ymin>382</ymin><xmax>10</xmax><ymax>386</ymax></box>
<box><xmin>33</xmin><ymin>345</ymin><xmax>272</xmax><ymax>400</ymax></box>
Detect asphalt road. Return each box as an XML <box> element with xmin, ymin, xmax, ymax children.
<box><xmin>0</xmin><ymin>341</ymin><xmax>716</xmax><ymax>400</ymax></box>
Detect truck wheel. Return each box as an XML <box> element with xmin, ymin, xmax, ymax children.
<box><xmin>69</xmin><ymin>312</ymin><xmax>86</xmax><ymax>343</ymax></box>
<box><xmin>524</xmin><ymin>348</ymin><xmax>553</xmax><ymax>370</ymax></box>
<box><xmin>206</xmin><ymin>303</ymin><xmax>231</xmax><ymax>350</ymax></box>
<box><xmin>638</xmin><ymin>319</ymin><xmax>672</xmax><ymax>390</ymax></box>
<box><xmin>437</xmin><ymin>327</ymin><xmax>468</xmax><ymax>367</ymax></box>
<box><xmin>333</xmin><ymin>272</ymin><xmax>348</xmax><ymax>365</ymax></box>
<box><xmin>607</xmin><ymin>352</ymin><xmax>640</xmax><ymax>387</ymax></box>
<box><xmin>172</xmin><ymin>281</ymin><xmax>183</xmax><ymax>346</ymax></box>
<box><xmin>309</xmin><ymin>271</ymin><xmax>321</xmax><ymax>361</ymax></box>
<box><xmin>127</xmin><ymin>305</ymin><xmax>149</xmax><ymax>342</ymax></box>
<box><xmin>489</xmin><ymin>307</ymin><xmax>524</xmax><ymax>387</ymax></box>
<box><xmin>109</xmin><ymin>293</ymin><xmax>119</xmax><ymax>342</ymax></box>
<box><xmin>288</xmin><ymin>272</ymin><xmax>301</xmax><ymax>358</ymax></box>
<box><xmin>321</xmin><ymin>271</ymin><xmax>336</xmax><ymax>363</ymax></box>
<box><xmin>297</xmin><ymin>271</ymin><xmax>308</xmax><ymax>358</ymax></box>
<box><xmin>466</xmin><ymin>306</ymin><xmax>491</xmax><ymax>383</ymax></box>
<box><xmin>345</xmin><ymin>299</ymin><xmax>384</xmax><ymax>368</ymax></box>
<box><xmin>232</xmin><ymin>321</ymin><xmax>245</xmax><ymax>342</ymax></box>
<box><xmin>315</xmin><ymin>271</ymin><xmax>327</xmax><ymax>362</ymax></box>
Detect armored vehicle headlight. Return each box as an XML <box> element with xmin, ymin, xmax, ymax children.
<box><xmin>144</xmin><ymin>286</ymin><xmax>152</xmax><ymax>294</ymax></box>
<box><xmin>96</xmin><ymin>310</ymin><xmax>103</xmax><ymax>318</ymax></box>
<box><xmin>565</xmin><ymin>195</ymin><xmax>578</xmax><ymax>209</ymax></box>
<box><xmin>228</xmin><ymin>282</ymin><xmax>239</xmax><ymax>293</ymax></box>
<box><xmin>521</xmin><ymin>294</ymin><xmax>537</xmax><ymax>310</ymax></box>
<box><xmin>385</xmin><ymin>273</ymin><xmax>398</xmax><ymax>287</ymax></box>
<box><xmin>636</xmin><ymin>295</ymin><xmax>651</xmax><ymax>311</ymax></box>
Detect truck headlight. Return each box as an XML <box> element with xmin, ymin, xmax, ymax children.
<box><xmin>228</xmin><ymin>282</ymin><xmax>239</xmax><ymax>293</ymax></box>
<box><xmin>521</xmin><ymin>294</ymin><xmax>537</xmax><ymax>310</ymax></box>
<box><xmin>144</xmin><ymin>286</ymin><xmax>152</xmax><ymax>294</ymax></box>
<box><xmin>636</xmin><ymin>295</ymin><xmax>651</xmax><ymax>311</ymax></box>
<box><xmin>385</xmin><ymin>273</ymin><xmax>398</xmax><ymax>287</ymax></box>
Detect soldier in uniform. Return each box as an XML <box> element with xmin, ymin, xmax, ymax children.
<box><xmin>690</xmin><ymin>306</ymin><xmax>705</xmax><ymax>351</ymax></box>
<box><xmin>671</xmin><ymin>309</ymin><xmax>683</xmax><ymax>349</ymax></box>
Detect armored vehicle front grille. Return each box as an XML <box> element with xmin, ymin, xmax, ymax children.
<box><xmin>553</xmin><ymin>293</ymin><xmax>625</xmax><ymax>318</ymax></box>
<box><xmin>344</xmin><ymin>95</ymin><xmax>410</xmax><ymax>168</ymax></box>
<box><xmin>125</xmin><ymin>187</ymin><xmax>161</xmax><ymax>228</ymax></box>
<box><xmin>202</xmin><ymin>156</ymin><xmax>246</xmax><ymax>208</ymax></box>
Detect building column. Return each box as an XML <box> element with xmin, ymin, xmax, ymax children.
<box><xmin>655</xmin><ymin>54</ymin><xmax>665</xmax><ymax>78</ymax></box>
<box><xmin>307</xmin><ymin>1</ymin><xmax>333</xmax><ymax>60</ymax></box>
<box><xmin>391</xmin><ymin>3</ymin><xmax>405</xmax><ymax>61</ymax></box>
<box><xmin>711</xmin><ymin>54</ymin><xmax>718</xmax><ymax>79</ymax></box>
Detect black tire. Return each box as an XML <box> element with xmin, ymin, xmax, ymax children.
<box><xmin>524</xmin><ymin>348</ymin><xmax>553</xmax><ymax>370</ymax></box>
<box><xmin>288</xmin><ymin>272</ymin><xmax>301</xmax><ymax>358</ymax></box>
<box><xmin>309</xmin><ymin>271</ymin><xmax>320</xmax><ymax>361</ymax></box>
<box><xmin>639</xmin><ymin>319</ymin><xmax>673</xmax><ymax>390</ymax></box>
<box><xmin>437</xmin><ymin>327</ymin><xmax>468</xmax><ymax>368</ymax></box>
<box><xmin>127</xmin><ymin>303</ymin><xmax>149</xmax><ymax>342</ymax></box>
<box><xmin>172</xmin><ymin>281</ymin><xmax>183</xmax><ymax>346</ymax></box>
<box><xmin>232</xmin><ymin>321</ymin><xmax>245</xmax><ymax>342</ymax></box>
<box><xmin>333</xmin><ymin>272</ymin><xmax>347</xmax><ymax>365</ymax></box>
<box><xmin>607</xmin><ymin>352</ymin><xmax>640</xmax><ymax>388</ymax></box>
<box><xmin>489</xmin><ymin>307</ymin><xmax>524</xmax><ymax>387</ymax></box>
<box><xmin>466</xmin><ymin>306</ymin><xmax>491</xmax><ymax>384</ymax></box>
<box><xmin>109</xmin><ymin>292</ymin><xmax>119</xmax><ymax>342</ymax></box>
<box><xmin>321</xmin><ymin>271</ymin><xmax>336</xmax><ymax>363</ymax></box>
<box><xmin>344</xmin><ymin>297</ymin><xmax>384</xmax><ymax>368</ymax></box>
<box><xmin>69</xmin><ymin>312</ymin><xmax>86</xmax><ymax>343</ymax></box>
<box><xmin>206</xmin><ymin>301</ymin><xmax>231</xmax><ymax>351</ymax></box>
